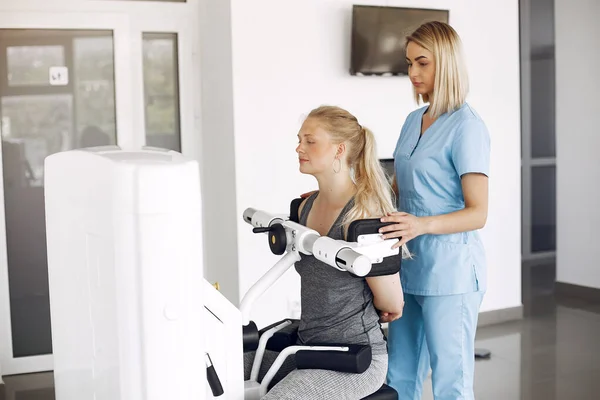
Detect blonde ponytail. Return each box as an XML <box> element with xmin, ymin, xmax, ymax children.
<box><xmin>306</xmin><ymin>106</ymin><xmax>410</xmax><ymax>258</ymax></box>
<box><xmin>342</xmin><ymin>127</ymin><xmax>411</xmax><ymax>258</ymax></box>
<box><xmin>342</xmin><ymin>126</ymin><xmax>394</xmax><ymax>224</ymax></box>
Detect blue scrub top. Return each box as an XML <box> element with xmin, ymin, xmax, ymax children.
<box><xmin>394</xmin><ymin>103</ymin><xmax>490</xmax><ymax>296</ymax></box>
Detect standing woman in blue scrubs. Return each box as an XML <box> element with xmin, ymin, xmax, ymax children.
<box><xmin>379</xmin><ymin>21</ymin><xmax>490</xmax><ymax>399</ymax></box>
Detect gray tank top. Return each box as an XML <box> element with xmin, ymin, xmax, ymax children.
<box><xmin>294</xmin><ymin>192</ymin><xmax>387</xmax><ymax>356</ymax></box>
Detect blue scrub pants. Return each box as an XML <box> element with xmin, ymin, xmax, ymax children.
<box><xmin>386</xmin><ymin>291</ymin><xmax>484</xmax><ymax>400</ymax></box>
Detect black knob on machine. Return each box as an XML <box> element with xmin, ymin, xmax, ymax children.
<box><xmin>251</xmin><ymin>223</ymin><xmax>287</xmax><ymax>255</ymax></box>
<box><xmin>268</xmin><ymin>223</ymin><xmax>287</xmax><ymax>255</ymax></box>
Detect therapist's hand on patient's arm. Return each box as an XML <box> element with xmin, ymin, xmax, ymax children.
<box><xmin>379</xmin><ymin>212</ymin><xmax>428</xmax><ymax>249</ymax></box>
<box><xmin>379</xmin><ymin>173</ymin><xmax>489</xmax><ymax>248</ymax></box>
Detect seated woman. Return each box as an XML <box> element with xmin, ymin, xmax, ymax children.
<box><xmin>244</xmin><ymin>105</ymin><xmax>407</xmax><ymax>400</ymax></box>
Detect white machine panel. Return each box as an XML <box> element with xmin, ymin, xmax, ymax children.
<box><xmin>45</xmin><ymin>147</ymin><xmax>205</xmax><ymax>400</ymax></box>
<box><xmin>202</xmin><ymin>280</ymin><xmax>244</xmax><ymax>399</ymax></box>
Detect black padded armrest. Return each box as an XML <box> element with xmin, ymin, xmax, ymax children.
<box><xmin>243</xmin><ymin>321</ymin><xmax>259</xmax><ymax>352</ymax></box>
<box><xmin>259</xmin><ymin>319</ymin><xmax>373</xmax><ymax>374</ymax></box>
<box><xmin>289</xmin><ymin>198</ymin><xmax>305</xmax><ymax>223</ymax></box>
<box><xmin>347</xmin><ymin>218</ymin><xmax>402</xmax><ymax>277</ymax></box>
<box><xmin>258</xmin><ymin>319</ymin><xmax>300</xmax><ymax>352</ymax></box>
<box><xmin>296</xmin><ymin>344</ymin><xmax>372</xmax><ymax>374</ymax></box>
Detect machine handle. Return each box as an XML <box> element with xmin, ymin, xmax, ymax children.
<box><xmin>252</xmin><ymin>224</ymin><xmax>287</xmax><ymax>255</ymax></box>
<box><xmin>205</xmin><ymin>353</ymin><xmax>224</xmax><ymax>396</ymax></box>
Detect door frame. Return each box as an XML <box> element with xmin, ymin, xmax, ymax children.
<box><xmin>0</xmin><ymin>2</ymin><xmax>198</xmax><ymax>376</ymax></box>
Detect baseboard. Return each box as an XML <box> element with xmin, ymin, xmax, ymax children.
<box><xmin>381</xmin><ymin>305</ymin><xmax>523</xmax><ymax>335</ymax></box>
<box><xmin>477</xmin><ymin>305</ymin><xmax>523</xmax><ymax>327</ymax></box>
<box><xmin>555</xmin><ymin>282</ymin><xmax>600</xmax><ymax>302</ymax></box>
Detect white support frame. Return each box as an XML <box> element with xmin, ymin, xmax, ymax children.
<box><xmin>0</xmin><ymin>0</ymin><xmax>200</xmax><ymax>376</ymax></box>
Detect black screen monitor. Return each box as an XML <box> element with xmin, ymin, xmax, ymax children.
<box><xmin>350</xmin><ymin>5</ymin><xmax>449</xmax><ymax>76</ymax></box>
<box><xmin>379</xmin><ymin>158</ymin><xmax>395</xmax><ymax>181</ymax></box>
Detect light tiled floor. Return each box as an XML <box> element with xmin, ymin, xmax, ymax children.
<box><xmin>2</xmin><ymin>263</ymin><xmax>599</xmax><ymax>399</ymax></box>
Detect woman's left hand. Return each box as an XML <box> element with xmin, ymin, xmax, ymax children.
<box><xmin>379</xmin><ymin>212</ymin><xmax>428</xmax><ymax>248</ymax></box>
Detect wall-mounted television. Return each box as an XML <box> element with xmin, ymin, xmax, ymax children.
<box><xmin>350</xmin><ymin>5</ymin><xmax>449</xmax><ymax>76</ymax></box>
<box><xmin>379</xmin><ymin>158</ymin><xmax>396</xmax><ymax>197</ymax></box>
<box><xmin>379</xmin><ymin>158</ymin><xmax>395</xmax><ymax>185</ymax></box>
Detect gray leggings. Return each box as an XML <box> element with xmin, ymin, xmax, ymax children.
<box><xmin>244</xmin><ymin>350</ymin><xmax>388</xmax><ymax>400</ymax></box>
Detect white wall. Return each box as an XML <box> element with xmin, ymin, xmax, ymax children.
<box><xmin>201</xmin><ymin>0</ymin><xmax>522</xmax><ymax>328</ymax></box>
<box><xmin>556</xmin><ymin>0</ymin><xmax>600</xmax><ymax>289</ymax></box>
<box><xmin>197</xmin><ymin>0</ymin><xmax>241</xmax><ymax>304</ymax></box>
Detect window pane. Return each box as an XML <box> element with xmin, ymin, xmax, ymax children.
<box><xmin>142</xmin><ymin>33</ymin><xmax>181</xmax><ymax>152</ymax></box>
<box><xmin>530</xmin><ymin>52</ymin><xmax>556</xmax><ymax>158</ymax></box>
<box><xmin>531</xmin><ymin>166</ymin><xmax>556</xmax><ymax>252</ymax></box>
<box><xmin>74</xmin><ymin>36</ymin><xmax>117</xmax><ymax>147</ymax></box>
<box><xmin>528</xmin><ymin>0</ymin><xmax>556</xmax><ymax>159</ymax></box>
<box><xmin>7</xmin><ymin>45</ymin><xmax>65</xmax><ymax>87</ymax></box>
<box><xmin>2</xmin><ymin>95</ymin><xmax>72</xmax><ymax>186</ymax></box>
<box><xmin>0</xmin><ymin>29</ymin><xmax>117</xmax><ymax>358</ymax></box>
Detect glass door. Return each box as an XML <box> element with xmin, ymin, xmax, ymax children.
<box><xmin>0</xmin><ymin>12</ymin><xmax>132</xmax><ymax>376</ymax></box>
<box><xmin>0</xmin><ymin>26</ymin><xmax>119</xmax><ymax>365</ymax></box>
<box><xmin>0</xmin><ymin>3</ymin><xmax>197</xmax><ymax>375</ymax></box>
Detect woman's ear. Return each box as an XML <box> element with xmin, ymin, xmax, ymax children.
<box><xmin>336</xmin><ymin>143</ymin><xmax>346</xmax><ymax>158</ymax></box>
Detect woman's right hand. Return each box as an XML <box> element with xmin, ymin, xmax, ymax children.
<box><xmin>379</xmin><ymin>311</ymin><xmax>402</xmax><ymax>323</ymax></box>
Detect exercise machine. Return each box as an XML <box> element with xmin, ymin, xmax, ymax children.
<box><xmin>240</xmin><ymin>206</ymin><xmax>400</xmax><ymax>400</ymax></box>
<box><xmin>45</xmin><ymin>147</ymin><xmax>207</xmax><ymax>400</ymax></box>
<box><xmin>44</xmin><ymin>147</ymin><xmax>399</xmax><ymax>399</ymax></box>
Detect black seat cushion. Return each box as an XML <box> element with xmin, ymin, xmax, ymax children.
<box><xmin>361</xmin><ymin>384</ymin><xmax>398</xmax><ymax>399</ymax></box>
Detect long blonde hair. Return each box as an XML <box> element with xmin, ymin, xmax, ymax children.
<box><xmin>406</xmin><ymin>21</ymin><xmax>469</xmax><ymax>119</ymax></box>
<box><xmin>306</xmin><ymin>106</ymin><xmax>410</xmax><ymax>257</ymax></box>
